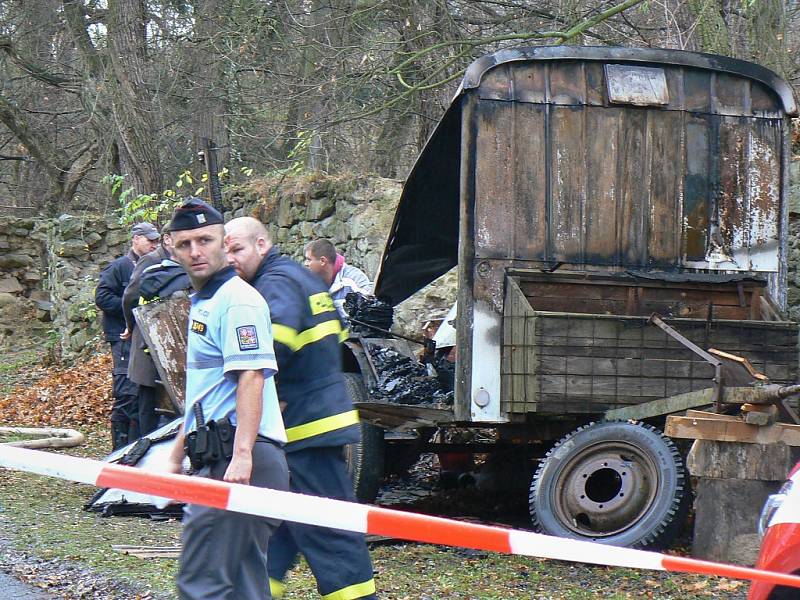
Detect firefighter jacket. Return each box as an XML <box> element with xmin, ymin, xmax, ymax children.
<box><xmin>95</xmin><ymin>249</ymin><xmax>138</xmax><ymax>341</ymax></box>
<box><xmin>251</xmin><ymin>247</ymin><xmax>360</xmax><ymax>452</ymax></box>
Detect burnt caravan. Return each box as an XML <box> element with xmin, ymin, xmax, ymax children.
<box><xmin>348</xmin><ymin>47</ymin><xmax>800</xmax><ymax>548</ymax></box>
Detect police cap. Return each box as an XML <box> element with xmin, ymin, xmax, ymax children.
<box><xmin>169</xmin><ymin>198</ymin><xmax>224</xmax><ymax>232</ymax></box>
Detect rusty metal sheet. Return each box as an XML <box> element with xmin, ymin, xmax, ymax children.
<box><xmin>751</xmin><ymin>81</ymin><xmax>783</xmax><ymax>117</ymax></box>
<box><xmin>605</xmin><ymin>65</ymin><xmax>669</xmax><ymax>106</ymax></box>
<box><xmin>717</xmin><ymin>117</ymin><xmax>749</xmax><ymax>266</ymax></box>
<box><xmin>134</xmin><ymin>295</ymin><xmax>190</xmax><ymax>414</ymax></box>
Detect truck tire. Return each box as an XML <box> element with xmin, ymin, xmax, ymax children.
<box><xmin>529</xmin><ymin>421</ymin><xmax>689</xmax><ymax>549</ymax></box>
<box><xmin>342</xmin><ymin>373</ymin><xmax>385</xmax><ymax>502</ymax></box>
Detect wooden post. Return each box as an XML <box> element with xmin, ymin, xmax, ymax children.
<box><xmin>687</xmin><ymin>440</ymin><xmax>800</xmax><ymax>565</ymax></box>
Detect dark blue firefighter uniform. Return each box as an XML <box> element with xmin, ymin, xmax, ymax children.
<box><xmin>250</xmin><ymin>247</ymin><xmax>377</xmax><ymax>600</ymax></box>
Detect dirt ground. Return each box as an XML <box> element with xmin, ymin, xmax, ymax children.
<box><xmin>0</xmin><ymin>344</ymin><xmax>751</xmax><ymax>599</ymax></box>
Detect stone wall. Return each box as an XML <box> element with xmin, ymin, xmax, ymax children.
<box><xmin>227</xmin><ymin>174</ymin><xmax>458</xmax><ymax>335</ymax></box>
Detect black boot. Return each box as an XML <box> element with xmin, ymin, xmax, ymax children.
<box><xmin>111</xmin><ymin>421</ymin><xmax>129</xmax><ymax>451</ymax></box>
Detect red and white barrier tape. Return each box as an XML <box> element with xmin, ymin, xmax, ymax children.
<box><xmin>1</xmin><ymin>444</ymin><xmax>798</xmax><ymax>589</ymax></box>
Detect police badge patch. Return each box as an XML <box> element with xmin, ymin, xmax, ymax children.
<box><xmin>236</xmin><ymin>325</ymin><xmax>259</xmax><ymax>350</ymax></box>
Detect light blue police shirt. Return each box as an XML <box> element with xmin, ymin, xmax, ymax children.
<box><xmin>183</xmin><ymin>266</ymin><xmax>286</xmax><ymax>444</ymax></box>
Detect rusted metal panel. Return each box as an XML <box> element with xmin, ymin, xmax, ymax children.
<box><xmin>134</xmin><ymin>295</ymin><xmax>190</xmax><ymax>414</ymax></box>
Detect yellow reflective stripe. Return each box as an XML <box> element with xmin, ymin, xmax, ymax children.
<box><xmin>272</xmin><ymin>319</ymin><xmax>343</xmax><ymax>353</ymax></box>
<box><xmin>339</xmin><ymin>328</ymin><xmax>349</xmax><ymax>343</ymax></box>
<box><xmin>321</xmin><ymin>579</ymin><xmax>376</xmax><ymax>600</ymax></box>
<box><xmin>309</xmin><ymin>291</ymin><xmax>336</xmax><ymax>315</ymax></box>
<box><xmin>269</xmin><ymin>578</ymin><xmax>286</xmax><ymax>597</ymax></box>
<box><xmin>285</xmin><ymin>410</ymin><xmax>360</xmax><ymax>443</ymax></box>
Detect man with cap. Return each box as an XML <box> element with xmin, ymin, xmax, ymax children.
<box><xmin>164</xmin><ymin>198</ymin><xmax>289</xmax><ymax>600</ymax></box>
<box><xmin>121</xmin><ymin>223</ymin><xmax>191</xmax><ymax>436</ymax></box>
<box><xmin>225</xmin><ymin>217</ymin><xmax>377</xmax><ymax>600</ymax></box>
<box><xmin>95</xmin><ymin>222</ymin><xmax>160</xmax><ymax>449</ymax></box>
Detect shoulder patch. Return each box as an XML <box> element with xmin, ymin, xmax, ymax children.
<box><xmin>191</xmin><ymin>320</ymin><xmax>207</xmax><ymax>335</ymax></box>
<box><xmin>236</xmin><ymin>325</ymin><xmax>260</xmax><ymax>350</ymax></box>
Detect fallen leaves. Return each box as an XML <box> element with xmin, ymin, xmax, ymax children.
<box><xmin>0</xmin><ymin>352</ymin><xmax>112</xmax><ymax>428</ymax></box>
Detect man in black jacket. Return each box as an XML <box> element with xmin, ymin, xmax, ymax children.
<box><xmin>121</xmin><ymin>225</ymin><xmax>190</xmax><ymax>437</ymax></box>
<box><xmin>95</xmin><ymin>222</ymin><xmax>159</xmax><ymax>449</ymax></box>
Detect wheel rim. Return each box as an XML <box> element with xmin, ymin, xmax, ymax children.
<box><xmin>551</xmin><ymin>440</ymin><xmax>660</xmax><ymax>538</ymax></box>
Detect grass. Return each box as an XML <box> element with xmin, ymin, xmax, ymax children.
<box><xmin>0</xmin><ymin>345</ymin><xmax>748</xmax><ymax>599</ymax></box>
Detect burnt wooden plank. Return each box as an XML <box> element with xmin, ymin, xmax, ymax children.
<box><xmin>647</xmin><ymin>110</ymin><xmax>682</xmax><ymax>264</ymax></box>
<box><xmin>513</xmin><ymin>103</ymin><xmax>547</xmax><ymax>260</ymax></box>
<box><xmin>585</xmin><ymin>108</ymin><xmax>620</xmax><ymax>262</ymax></box>
<box><xmin>474</xmin><ymin>100</ymin><xmax>515</xmax><ymax>259</ymax></box>
<box><xmin>549</xmin><ymin>107</ymin><xmax>586</xmax><ymax>261</ymax></box>
<box><xmin>746</xmin><ymin>119</ymin><xmax>781</xmax><ymax>270</ymax></box>
<box><xmin>511</xmin><ymin>62</ymin><xmax>547</xmax><ymax>104</ymax></box>
<box><xmin>718</xmin><ymin>116</ymin><xmax>749</xmax><ymax>266</ymax></box>
<box><xmin>617</xmin><ymin>109</ymin><xmax>648</xmax><ymax>265</ymax></box>
<box><xmin>134</xmin><ymin>295</ymin><xmax>190</xmax><ymax>414</ymax></box>
<box><xmin>684</xmin><ymin>115</ymin><xmax>711</xmax><ymax>260</ymax></box>
<box><xmin>548</xmin><ymin>61</ymin><xmax>586</xmax><ymax>105</ymax></box>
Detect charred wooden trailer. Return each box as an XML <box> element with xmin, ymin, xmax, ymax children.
<box><xmin>346</xmin><ymin>46</ymin><xmax>800</xmax><ymax>549</ymax></box>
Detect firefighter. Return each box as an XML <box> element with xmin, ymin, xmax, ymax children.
<box><xmin>304</xmin><ymin>238</ymin><xmax>372</xmax><ymax>319</ymax></box>
<box><xmin>225</xmin><ymin>217</ymin><xmax>377</xmax><ymax>600</ymax></box>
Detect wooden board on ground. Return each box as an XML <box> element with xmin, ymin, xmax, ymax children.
<box><xmin>134</xmin><ymin>294</ymin><xmax>191</xmax><ymax>414</ymax></box>
<box><xmin>354</xmin><ymin>402</ymin><xmax>455</xmax><ymax>431</ymax></box>
<box><xmin>112</xmin><ymin>545</ymin><xmax>181</xmax><ymax>559</ymax></box>
<box><xmin>665</xmin><ymin>414</ymin><xmax>800</xmax><ymax>446</ymax></box>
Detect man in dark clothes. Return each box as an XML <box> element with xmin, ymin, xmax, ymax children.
<box><xmin>225</xmin><ymin>217</ymin><xmax>376</xmax><ymax>600</ymax></box>
<box><xmin>95</xmin><ymin>222</ymin><xmax>159</xmax><ymax>449</ymax></box>
<box><xmin>121</xmin><ymin>224</ymin><xmax>190</xmax><ymax>436</ymax></box>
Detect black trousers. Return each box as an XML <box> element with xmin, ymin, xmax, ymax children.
<box><xmin>178</xmin><ymin>440</ymin><xmax>290</xmax><ymax>600</ymax></box>
<box><xmin>268</xmin><ymin>446</ymin><xmax>376</xmax><ymax>599</ymax></box>
<box><xmin>109</xmin><ymin>340</ymin><xmax>138</xmax><ymax>427</ymax></box>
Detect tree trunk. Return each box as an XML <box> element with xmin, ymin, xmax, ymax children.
<box><xmin>107</xmin><ymin>0</ymin><xmax>163</xmax><ymax>195</ymax></box>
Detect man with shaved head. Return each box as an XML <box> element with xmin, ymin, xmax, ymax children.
<box><xmin>225</xmin><ymin>217</ymin><xmax>377</xmax><ymax>600</ymax></box>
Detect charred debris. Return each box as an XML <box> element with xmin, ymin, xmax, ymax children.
<box><xmin>345</xmin><ymin>293</ymin><xmax>453</xmax><ymax>407</ymax></box>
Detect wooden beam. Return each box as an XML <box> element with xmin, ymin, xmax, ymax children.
<box><xmin>665</xmin><ymin>415</ymin><xmax>800</xmax><ymax>446</ymax></box>
<box><xmin>604</xmin><ymin>388</ymin><xmax>714</xmax><ymax>421</ymax></box>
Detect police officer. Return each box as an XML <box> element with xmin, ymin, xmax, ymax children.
<box><xmin>225</xmin><ymin>217</ymin><xmax>377</xmax><ymax>600</ymax></box>
<box><xmin>165</xmin><ymin>199</ymin><xmax>289</xmax><ymax>600</ymax></box>
<box><xmin>121</xmin><ymin>224</ymin><xmax>190</xmax><ymax>435</ymax></box>
<box><xmin>95</xmin><ymin>222</ymin><xmax>159</xmax><ymax>449</ymax></box>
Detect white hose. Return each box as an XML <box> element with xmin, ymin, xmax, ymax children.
<box><xmin>0</xmin><ymin>426</ymin><xmax>85</xmax><ymax>449</ymax></box>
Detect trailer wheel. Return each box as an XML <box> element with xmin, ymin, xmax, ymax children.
<box><xmin>343</xmin><ymin>373</ymin><xmax>385</xmax><ymax>502</ymax></box>
<box><xmin>529</xmin><ymin>421</ymin><xmax>689</xmax><ymax>549</ymax></box>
